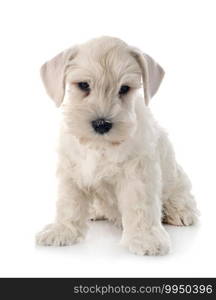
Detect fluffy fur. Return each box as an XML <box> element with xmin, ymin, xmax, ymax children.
<box><xmin>36</xmin><ymin>37</ymin><xmax>198</xmax><ymax>255</ymax></box>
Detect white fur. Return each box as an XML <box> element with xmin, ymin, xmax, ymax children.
<box><xmin>36</xmin><ymin>37</ymin><xmax>198</xmax><ymax>255</ymax></box>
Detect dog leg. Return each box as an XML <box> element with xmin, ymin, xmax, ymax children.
<box><xmin>118</xmin><ymin>163</ymin><xmax>171</xmax><ymax>256</ymax></box>
<box><xmin>36</xmin><ymin>176</ymin><xmax>89</xmax><ymax>246</ymax></box>
<box><xmin>163</xmin><ymin>165</ymin><xmax>199</xmax><ymax>226</ymax></box>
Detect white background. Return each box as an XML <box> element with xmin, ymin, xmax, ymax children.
<box><xmin>0</xmin><ymin>0</ymin><xmax>216</xmax><ymax>277</ymax></box>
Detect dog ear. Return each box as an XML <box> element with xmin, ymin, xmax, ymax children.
<box><xmin>40</xmin><ymin>47</ymin><xmax>78</xmax><ymax>107</ymax></box>
<box><xmin>130</xmin><ymin>48</ymin><xmax>165</xmax><ymax>105</ymax></box>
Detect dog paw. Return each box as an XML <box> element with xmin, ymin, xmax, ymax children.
<box><xmin>121</xmin><ymin>226</ymin><xmax>171</xmax><ymax>256</ymax></box>
<box><xmin>163</xmin><ymin>208</ymin><xmax>199</xmax><ymax>226</ymax></box>
<box><xmin>36</xmin><ymin>223</ymin><xmax>82</xmax><ymax>246</ymax></box>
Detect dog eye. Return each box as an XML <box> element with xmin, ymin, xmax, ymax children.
<box><xmin>77</xmin><ymin>82</ymin><xmax>90</xmax><ymax>92</ymax></box>
<box><xmin>119</xmin><ymin>85</ymin><xmax>130</xmax><ymax>95</ymax></box>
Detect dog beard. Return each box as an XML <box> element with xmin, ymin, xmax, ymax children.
<box><xmin>61</xmin><ymin>104</ymin><xmax>137</xmax><ymax>149</ymax></box>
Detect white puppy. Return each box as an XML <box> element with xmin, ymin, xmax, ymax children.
<box><xmin>36</xmin><ymin>36</ymin><xmax>198</xmax><ymax>255</ymax></box>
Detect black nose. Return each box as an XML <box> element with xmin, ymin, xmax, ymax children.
<box><xmin>91</xmin><ymin>118</ymin><xmax>112</xmax><ymax>134</ymax></box>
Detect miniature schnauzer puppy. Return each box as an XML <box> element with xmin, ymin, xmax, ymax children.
<box><xmin>36</xmin><ymin>36</ymin><xmax>198</xmax><ymax>255</ymax></box>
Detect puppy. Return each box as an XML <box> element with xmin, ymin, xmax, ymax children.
<box><xmin>36</xmin><ymin>36</ymin><xmax>198</xmax><ymax>255</ymax></box>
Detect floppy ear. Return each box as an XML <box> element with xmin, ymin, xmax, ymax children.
<box><xmin>40</xmin><ymin>47</ymin><xmax>77</xmax><ymax>107</ymax></box>
<box><xmin>130</xmin><ymin>48</ymin><xmax>165</xmax><ymax>105</ymax></box>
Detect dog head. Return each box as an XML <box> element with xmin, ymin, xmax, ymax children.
<box><xmin>40</xmin><ymin>36</ymin><xmax>164</xmax><ymax>147</ymax></box>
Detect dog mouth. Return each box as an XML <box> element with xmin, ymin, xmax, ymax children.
<box><xmin>79</xmin><ymin>136</ymin><xmax>124</xmax><ymax>147</ymax></box>
<box><xmin>110</xmin><ymin>141</ymin><xmax>122</xmax><ymax>146</ymax></box>
<box><xmin>65</xmin><ymin>115</ymin><xmax>134</xmax><ymax>148</ymax></box>
<box><xmin>77</xmin><ymin>119</ymin><xmax>133</xmax><ymax>148</ymax></box>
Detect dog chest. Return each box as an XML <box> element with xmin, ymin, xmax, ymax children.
<box><xmin>79</xmin><ymin>150</ymin><xmax>100</xmax><ymax>186</ymax></box>
<box><xmin>74</xmin><ymin>148</ymin><xmax>119</xmax><ymax>188</ymax></box>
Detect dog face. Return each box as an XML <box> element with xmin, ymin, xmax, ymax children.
<box><xmin>40</xmin><ymin>37</ymin><xmax>164</xmax><ymax>147</ymax></box>
<box><xmin>63</xmin><ymin>37</ymin><xmax>141</xmax><ymax>146</ymax></box>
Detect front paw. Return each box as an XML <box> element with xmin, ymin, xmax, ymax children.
<box><xmin>36</xmin><ymin>223</ymin><xmax>83</xmax><ymax>246</ymax></box>
<box><xmin>121</xmin><ymin>226</ymin><xmax>171</xmax><ymax>256</ymax></box>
